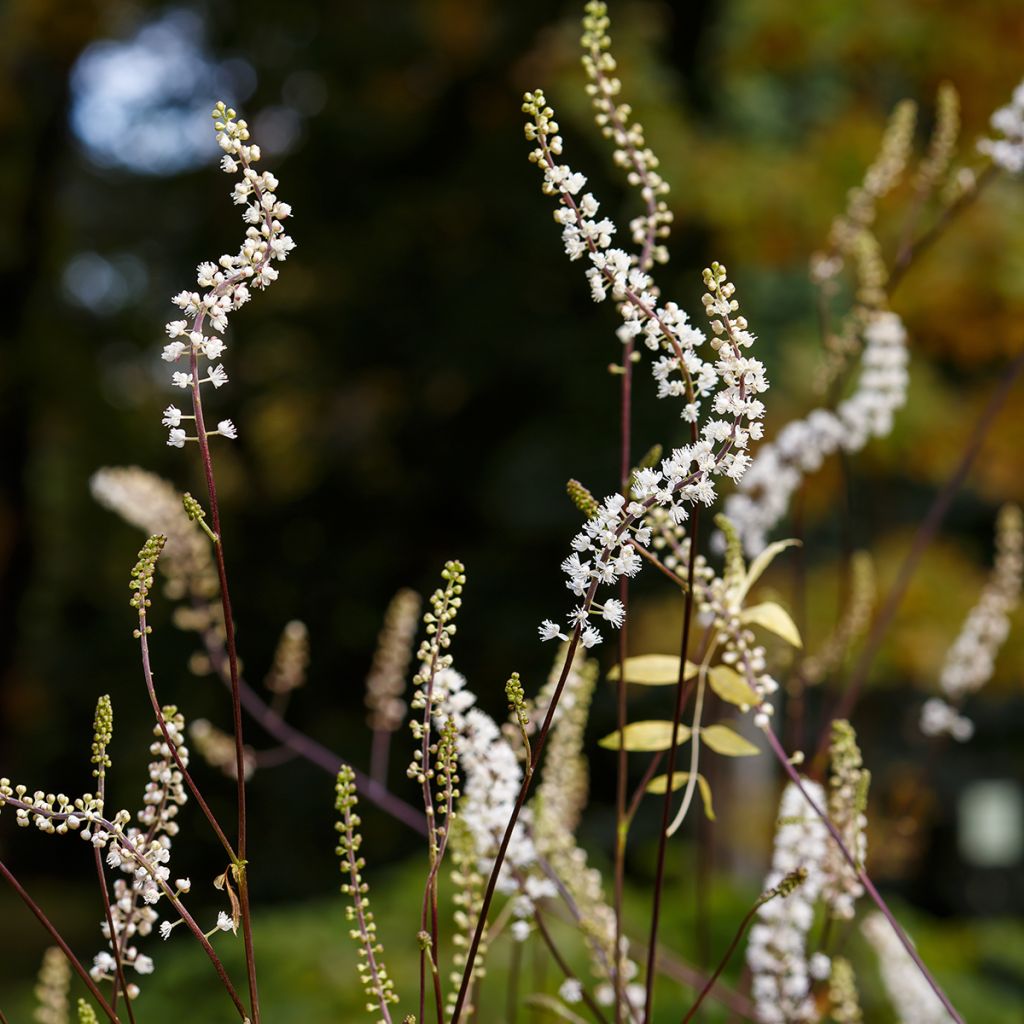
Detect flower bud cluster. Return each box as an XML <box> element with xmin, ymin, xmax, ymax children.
<box><xmin>161</xmin><ymin>101</ymin><xmax>295</xmax><ymax>448</ymax></box>
<box><xmin>581</xmin><ymin>1</ymin><xmax>671</xmax><ymax>268</ymax></box>
<box><xmin>408</xmin><ymin>562</ymin><xmax>465</xmax><ymax>780</ymax></box>
<box><xmin>823</xmin><ymin>721</ymin><xmax>869</xmax><ymax>920</ymax></box>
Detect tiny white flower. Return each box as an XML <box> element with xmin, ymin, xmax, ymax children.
<box><xmin>538</xmin><ymin>620</ymin><xmax>566</xmax><ymax>642</ymax></box>
<box><xmin>580</xmin><ymin>625</ymin><xmax>603</xmax><ymax>648</ymax></box>
<box><xmin>601</xmin><ymin>598</ymin><xmax>626</xmax><ymax>627</ymax></box>
<box><xmin>165</xmin><ymin>320</ymin><xmax>188</xmax><ymax>338</ymax></box>
<box><xmin>559</xmin><ymin>978</ymin><xmax>583</xmax><ymax>1004</ymax></box>
<box><xmin>207</xmin><ymin>364</ymin><xmax>229</xmax><ymax>388</ymax></box>
<box><xmin>175</xmin><ymin>877</ymin><xmax>191</xmax><ymax>893</ymax></box>
<box><xmin>510</xmin><ymin>920</ymin><xmax>531</xmax><ymax>942</ymax></box>
<box><xmin>167</xmin><ymin>428</ymin><xmax>187</xmax><ymax>448</ymax></box>
<box><xmin>220</xmin><ymin>155</ymin><xmax>238</xmax><ymax>174</ymax></box>
<box><xmin>162</xmin><ymin>405</ymin><xmax>182</xmax><ymax>428</ymax></box>
<box><xmin>162</xmin><ymin>341</ymin><xmax>187</xmax><ymax>362</ymax></box>
<box><xmin>133</xmin><ymin>953</ymin><xmax>155</xmax><ymax>975</ymax></box>
<box><xmin>217</xmin><ymin>419</ymin><xmax>238</xmax><ymax>439</ymax></box>
<box><xmin>216</xmin><ymin>910</ymin><xmax>235</xmax><ymax>933</ymax></box>
<box><xmin>171</xmin><ymin>372</ymin><xmax>192</xmax><ymax>389</ymax></box>
<box><xmin>202</xmin><ymin>337</ymin><xmax>226</xmax><ymax>359</ymax></box>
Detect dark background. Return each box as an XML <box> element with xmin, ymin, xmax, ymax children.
<box><xmin>2</xmin><ymin>0</ymin><xmax>1024</xmax><ymax>1018</ymax></box>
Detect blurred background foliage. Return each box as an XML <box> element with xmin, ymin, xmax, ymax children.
<box><xmin>1</xmin><ymin>0</ymin><xmax>1023</xmax><ymax>1018</ymax></box>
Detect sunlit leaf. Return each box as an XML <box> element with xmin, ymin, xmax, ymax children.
<box><xmin>739</xmin><ymin>539</ymin><xmax>801</xmax><ymax>600</ymax></box>
<box><xmin>645</xmin><ymin>771</ymin><xmax>716</xmax><ymax>820</ymax></box>
<box><xmin>741</xmin><ymin>602</ymin><xmax>803</xmax><ymax>648</ymax></box>
<box><xmin>607</xmin><ymin>654</ymin><xmax>699</xmax><ymax>686</ymax></box>
<box><xmin>598</xmin><ymin>720</ymin><xmax>692</xmax><ymax>752</ymax></box>
<box><xmin>701</xmin><ymin>724</ymin><xmax>760</xmax><ymax>757</ymax></box>
<box><xmin>708</xmin><ymin>664</ymin><xmax>759</xmax><ymax>708</ymax></box>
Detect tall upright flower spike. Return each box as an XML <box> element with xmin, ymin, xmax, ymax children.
<box><xmin>90</xmin><ymin>695</ymin><xmax>113</xmax><ymax>811</ymax></box>
<box><xmin>581</xmin><ymin>1</ymin><xmax>671</xmax><ymax>270</ymax></box>
<box><xmin>408</xmin><ymin>561</ymin><xmax>465</xmax><ymax>776</ymax></box>
<box><xmin>746</xmin><ymin>780</ymin><xmax>829</xmax><ymax>1024</ymax></box>
<box><xmin>978</xmin><ymin>78</ymin><xmax>1024</xmax><ymax>173</ymax></box>
<box><xmin>335</xmin><ymin>765</ymin><xmax>400</xmax><ymax>1024</ymax></box>
<box><xmin>861</xmin><ymin>912</ymin><xmax>949</xmax><ymax>1024</ymax></box>
<box><xmin>161</xmin><ymin>101</ymin><xmax>294</xmax><ymax>447</ymax></box>
<box><xmin>264</xmin><ymin>619</ymin><xmax>310</xmax><ymax>696</ymax></box>
<box><xmin>921</xmin><ymin>503</ymin><xmax>1024</xmax><ymax>741</ymax></box>
<box><xmin>365</xmin><ymin>589</ymin><xmax>422</xmax><ymax>733</ymax></box>
<box><xmin>915</xmin><ymin>83</ymin><xmax>960</xmax><ymax>194</ymax></box>
<box><xmin>33</xmin><ymin>946</ymin><xmax>70</xmax><ymax>1024</ymax></box>
<box><xmin>822</xmin><ymin>720</ymin><xmax>869</xmax><ymax>920</ymax></box>
<box><xmin>129</xmin><ymin>534</ymin><xmax>167</xmax><ymax>638</ymax></box>
<box><xmin>724</xmin><ymin>309</ymin><xmax>908</xmax><ymax>555</ymax></box>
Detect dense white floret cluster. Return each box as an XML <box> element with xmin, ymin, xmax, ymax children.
<box><xmin>747</xmin><ymin>781</ymin><xmax>829</xmax><ymax>1024</ymax></box>
<box><xmin>725</xmin><ymin>311</ymin><xmax>908</xmax><ymax>555</ymax></box>
<box><xmin>978</xmin><ymin>79</ymin><xmax>1024</xmax><ymax>173</ymax></box>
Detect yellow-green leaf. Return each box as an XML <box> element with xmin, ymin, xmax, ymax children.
<box><xmin>739</xmin><ymin>539</ymin><xmax>800</xmax><ymax>600</ymax></box>
<box><xmin>701</xmin><ymin>724</ymin><xmax>760</xmax><ymax>757</ymax></box>
<box><xmin>598</xmin><ymin>720</ymin><xmax>692</xmax><ymax>752</ymax></box>
<box><xmin>708</xmin><ymin>664</ymin><xmax>759</xmax><ymax>708</ymax></box>
<box><xmin>645</xmin><ymin>771</ymin><xmax>716</xmax><ymax>820</ymax></box>
<box><xmin>741</xmin><ymin>602</ymin><xmax>803</xmax><ymax>648</ymax></box>
<box><xmin>607</xmin><ymin>655</ymin><xmax>699</xmax><ymax>686</ymax></box>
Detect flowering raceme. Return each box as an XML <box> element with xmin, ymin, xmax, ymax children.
<box><xmin>161</xmin><ymin>101</ymin><xmax>294</xmax><ymax>449</ymax></box>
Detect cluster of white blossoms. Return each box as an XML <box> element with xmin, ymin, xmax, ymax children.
<box><xmin>435</xmin><ymin>669</ymin><xmax>548</xmax><ymax>904</ymax></box>
<box><xmin>161</xmin><ymin>101</ymin><xmax>294</xmax><ymax>449</ymax></box>
<box><xmin>861</xmin><ymin>913</ymin><xmax>949</xmax><ymax>1024</ymax></box>
<box><xmin>822</xmin><ymin>721</ymin><xmax>869</xmax><ymax>921</ymax></box>
<box><xmin>978</xmin><ymin>78</ymin><xmax>1024</xmax><ymax>173</ymax></box>
<box><xmin>93</xmin><ymin>710</ymin><xmax>190</xmax><ymax>990</ymax></box>
<box><xmin>526</xmin><ymin>93</ymin><xmax>769</xmax><ymax>646</ymax></box>
<box><xmin>747</xmin><ymin>780</ymin><xmax>829</xmax><ymax>1024</ymax></box>
<box><xmin>921</xmin><ymin>503</ymin><xmax>1023</xmax><ymax>741</ymax></box>
<box><xmin>725</xmin><ymin>310</ymin><xmax>908</xmax><ymax>555</ymax></box>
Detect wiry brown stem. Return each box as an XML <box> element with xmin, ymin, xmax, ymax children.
<box><xmin>0</xmin><ymin>857</ymin><xmax>122</xmax><ymax>1024</ymax></box>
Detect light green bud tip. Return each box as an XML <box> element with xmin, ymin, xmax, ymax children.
<box><xmin>77</xmin><ymin>998</ymin><xmax>100</xmax><ymax>1024</ymax></box>
<box><xmin>91</xmin><ymin>694</ymin><xmax>113</xmax><ymax>773</ymax></box>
